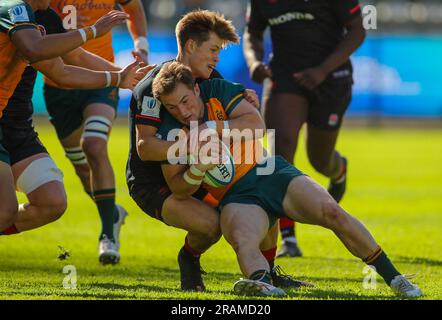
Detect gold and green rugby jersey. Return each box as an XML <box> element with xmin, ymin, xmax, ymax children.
<box><xmin>0</xmin><ymin>0</ymin><xmax>38</xmax><ymax>118</ymax></box>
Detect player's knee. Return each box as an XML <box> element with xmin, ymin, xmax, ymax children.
<box><xmin>74</xmin><ymin>163</ymin><xmax>90</xmax><ymax>182</ymax></box>
<box><xmin>45</xmin><ymin>194</ymin><xmax>67</xmax><ymax>222</ymax></box>
<box><xmin>82</xmin><ymin>138</ymin><xmax>107</xmax><ymax>165</ymax></box>
<box><xmin>228</xmin><ymin>229</ymin><xmax>251</xmax><ymax>254</ymax></box>
<box><xmin>309</xmin><ymin>155</ymin><xmax>331</xmax><ymax>175</ymax></box>
<box><xmin>203</xmin><ymin>218</ymin><xmax>221</xmax><ymax>243</ymax></box>
<box><xmin>321</xmin><ymin>200</ymin><xmax>348</xmax><ymax>228</ymax></box>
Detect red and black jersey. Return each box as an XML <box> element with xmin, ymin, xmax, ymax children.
<box><xmin>126</xmin><ymin>61</ymin><xmax>223</xmax><ymax>188</ymax></box>
<box><xmin>246</xmin><ymin>0</ymin><xmax>361</xmax><ymax>75</ymax></box>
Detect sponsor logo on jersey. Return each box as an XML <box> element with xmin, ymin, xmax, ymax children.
<box><xmin>56</xmin><ymin>0</ymin><xmax>114</xmax><ymax>13</ymax></box>
<box><xmin>9</xmin><ymin>6</ymin><xmax>30</xmax><ymax>23</ymax></box>
<box><xmin>268</xmin><ymin>11</ymin><xmax>314</xmax><ymax>26</ymax></box>
<box><xmin>332</xmin><ymin>69</ymin><xmax>351</xmax><ymax>79</ymax></box>
<box><xmin>141</xmin><ymin>96</ymin><xmax>161</xmax><ymax>118</ymax></box>
<box><xmin>328</xmin><ymin>113</ymin><xmax>339</xmax><ymax>127</ymax></box>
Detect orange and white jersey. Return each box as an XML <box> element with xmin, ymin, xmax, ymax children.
<box><xmin>0</xmin><ymin>0</ymin><xmax>38</xmax><ymax>116</ymax></box>
<box><xmin>46</xmin><ymin>0</ymin><xmax>126</xmax><ymax>87</ymax></box>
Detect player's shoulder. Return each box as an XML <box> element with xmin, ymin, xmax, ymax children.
<box><xmin>35</xmin><ymin>8</ymin><xmax>65</xmax><ymax>34</ymax></box>
<box><xmin>133</xmin><ymin>60</ymin><xmax>173</xmax><ymax>101</ymax></box>
<box><xmin>157</xmin><ymin>112</ymin><xmax>183</xmax><ymax>141</ymax></box>
<box><xmin>0</xmin><ymin>0</ymin><xmax>33</xmax><ymax>21</ymax></box>
<box><xmin>35</xmin><ymin>7</ymin><xmax>61</xmax><ymax>22</ymax></box>
<box><xmin>199</xmin><ymin>78</ymin><xmax>244</xmax><ymax>98</ymax></box>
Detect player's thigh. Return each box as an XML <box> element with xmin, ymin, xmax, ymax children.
<box><xmin>0</xmin><ymin>160</ymin><xmax>18</xmax><ymax>216</ymax></box>
<box><xmin>282</xmin><ymin>175</ymin><xmax>337</xmax><ymax>226</ymax></box>
<box><xmin>263</xmin><ymin>92</ymin><xmax>308</xmax><ymax>136</ymax></box>
<box><xmin>26</xmin><ymin>180</ymin><xmax>66</xmax><ymax>209</ymax></box>
<box><xmin>220</xmin><ymin>203</ymin><xmax>269</xmax><ymax>248</ymax></box>
<box><xmin>83</xmin><ymin>103</ymin><xmax>116</xmax><ymax>128</ymax></box>
<box><xmin>162</xmin><ymin>195</ymin><xmax>220</xmax><ymax>235</ymax></box>
<box><xmin>306</xmin><ymin>77</ymin><xmax>352</xmax><ymax>160</ymax></box>
<box><xmin>12</xmin><ymin>153</ymin><xmax>66</xmax><ymax>206</ymax></box>
<box><xmin>60</xmin><ymin>126</ymin><xmax>84</xmax><ymax>149</ymax></box>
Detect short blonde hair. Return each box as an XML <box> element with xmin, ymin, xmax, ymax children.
<box><xmin>175</xmin><ymin>9</ymin><xmax>239</xmax><ymax>50</ymax></box>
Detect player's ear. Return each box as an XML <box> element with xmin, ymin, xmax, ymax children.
<box><xmin>194</xmin><ymin>83</ymin><xmax>200</xmax><ymax>97</ymax></box>
<box><xmin>185</xmin><ymin>39</ymin><xmax>196</xmax><ymax>54</ymax></box>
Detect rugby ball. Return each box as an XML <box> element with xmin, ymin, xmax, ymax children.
<box><xmin>203</xmin><ymin>141</ymin><xmax>235</xmax><ymax>188</ymax></box>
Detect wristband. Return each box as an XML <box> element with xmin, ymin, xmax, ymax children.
<box><xmin>105</xmin><ymin>71</ymin><xmax>111</xmax><ymax>87</ymax></box>
<box><xmin>78</xmin><ymin>29</ymin><xmax>87</xmax><ymax>43</ymax></box>
<box><xmin>116</xmin><ymin>72</ymin><xmax>121</xmax><ymax>87</ymax></box>
<box><xmin>183</xmin><ymin>171</ymin><xmax>202</xmax><ymax>186</ymax></box>
<box><xmin>134</xmin><ymin>36</ymin><xmax>149</xmax><ymax>52</ymax></box>
<box><xmin>189</xmin><ymin>165</ymin><xmax>205</xmax><ymax>177</ymax></box>
<box><xmin>90</xmin><ymin>25</ymin><xmax>97</xmax><ymax>39</ymax></box>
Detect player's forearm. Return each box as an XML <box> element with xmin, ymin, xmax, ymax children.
<box><xmin>137</xmin><ymin>136</ymin><xmax>176</xmax><ymax>161</ymax></box>
<box><xmin>126</xmin><ymin>12</ymin><xmax>147</xmax><ymax>39</ymax></box>
<box><xmin>162</xmin><ymin>167</ymin><xmax>203</xmax><ymax>200</ymax></box>
<box><xmin>319</xmin><ymin>24</ymin><xmax>366</xmax><ymax>75</ymax></box>
<box><xmin>26</xmin><ymin>31</ymin><xmax>92</xmax><ymax>63</ymax></box>
<box><xmin>43</xmin><ymin>65</ymin><xmax>120</xmax><ymax>89</ymax></box>
<box><xmin>123</xmin><ymin>1</ymin><xmax>148</xmax><ymax>44</ymax></box>
<box><xmin>63</xmin><ymin>48</ymin><xmax>120</xmax><ymax>72</ymax></box>
<box><xmin>243</xmin><ymin>28</ymin><xmax>265</xmax><ymax>69</ymax></box>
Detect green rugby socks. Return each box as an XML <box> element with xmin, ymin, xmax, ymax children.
<box><xmin>364</xmin><ymin>247</ymin><xmax>401</xmax><ymax>285</ymax></box>
<box><xmin>94</xmin><ymin>188</ymin><xmax>118</xmax><ymax>241</ymax></box>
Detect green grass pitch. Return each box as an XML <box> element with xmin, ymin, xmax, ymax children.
<box><xmin>1</xmin><ymin>118</ymin><xmax>441</xmax><ymax>300</ymax></box>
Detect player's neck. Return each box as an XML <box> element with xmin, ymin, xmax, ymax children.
<box><xmin>175</xmin><ymin>53</ymin><xmax>195</xmax><ymax>76</ymax></box>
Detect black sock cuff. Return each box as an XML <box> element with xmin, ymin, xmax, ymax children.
<box><xmin>363</xmin><ymin>246</ymin><xmax>383</xmax><ymax>264</ymax></box>
<box><xmin>93</xmin><ymin>188</ymin><xmax>116</xmax><ymax>201</ymax></box>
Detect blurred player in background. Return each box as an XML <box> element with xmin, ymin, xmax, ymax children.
<box><xmin>0</xmin><ymin>0</ymin><xmax>131</xmax><ymax>234</ymax></box>
<box><xmin>0</xmin><ymin>7</ymin><xmax>150</xmax><ymax>238</ymax></box>
<box><xmin>243</xmin><ymin>0</ymin><xmax>366</xmax><ymax>258</ymax></box>
<box><xmin>43</xmin><ymin>0</ymin><xmax>149</xmax><ymax>265</ymax></box>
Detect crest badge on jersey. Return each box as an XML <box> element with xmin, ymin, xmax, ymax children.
<box><xmin>9</xmin><ymin>6</ymin><xmax>30</xmax><ymax>23</ymax></box>
<box><xmin>141</xmin><ymin>96</ymin><xmax>161</xmax><ymax>118</ymax></box>
<box><xmin>328</xmin><ymin>113</ymin><xmax>339</xmax><ymax>127</ymax></box>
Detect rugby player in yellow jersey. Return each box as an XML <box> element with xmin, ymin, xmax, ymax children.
<box><xmin>0</xmin><ymin>0</ymin><xmax>138</xmax><ymax>234</ymax></box>
<box><xmin>44</xmin><ymin>0</ymin><xmax>149</xmax><ymax>264</ymax></box>
<box><xmin>153</xmin><ymin>61</ymin><xmax>422</xmax><ymax>298</ymax></box>
<box><xmin>0</xmin><ymin>8</ymin><xmax>153</xmax><ymax>240</ymax></box>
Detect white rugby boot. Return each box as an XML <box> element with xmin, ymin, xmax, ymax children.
<box><xmin>98</xmin><ymin>235</ymin><xmax>120</xmax><ymax>265</ymax></box>
<box><xmin>390</xmin><ymin>275</ymin><xmax>422</xmax><ymax>298</ymax></box>
<box><xmin>233</xmin><ymin>278</ymin><xmax>287</xmax><ymax>297</ymax></box>
<box><xmin>113</xmin><ymin>204</ymin><xmax>128</xmax><ymax>250</ymax></box>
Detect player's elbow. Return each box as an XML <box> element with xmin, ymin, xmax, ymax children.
<box><xmin>136</xmin><ymin>139</ymin><xmax>150</xmax><ymax>161</ymax></box>
<box><xmin>20</xmin><ymin>47</ymin><xmax>46</xmax><ymax>64</ymax></box>
<box><xmin>48</xmin><ymin>73</ymin><xmax>71</xmax><ymax>88</ymax></box>
<box><xmin>251</xmin><ymin>114</ymin><xmax>266</xmax><ymax>132</ymax></box>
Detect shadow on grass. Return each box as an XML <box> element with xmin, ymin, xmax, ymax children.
<box><xmin>277</xmin><ymin>256</ymin><xmax>359</xmax><ymax>264</ymax></box>
<box><xmin>395</xmin><ymin>256</ymin><xmax>442</xmax><ymax>267</ymax></box>
<box><xmin>283</xmin><ymin>287</ymin><xmax>394</xmax><ymax>300</ymax></box>
<box><xmin>3</xmin><ymin>290</ymin><xmax>135</xmax><ymax>300</ymax></box>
